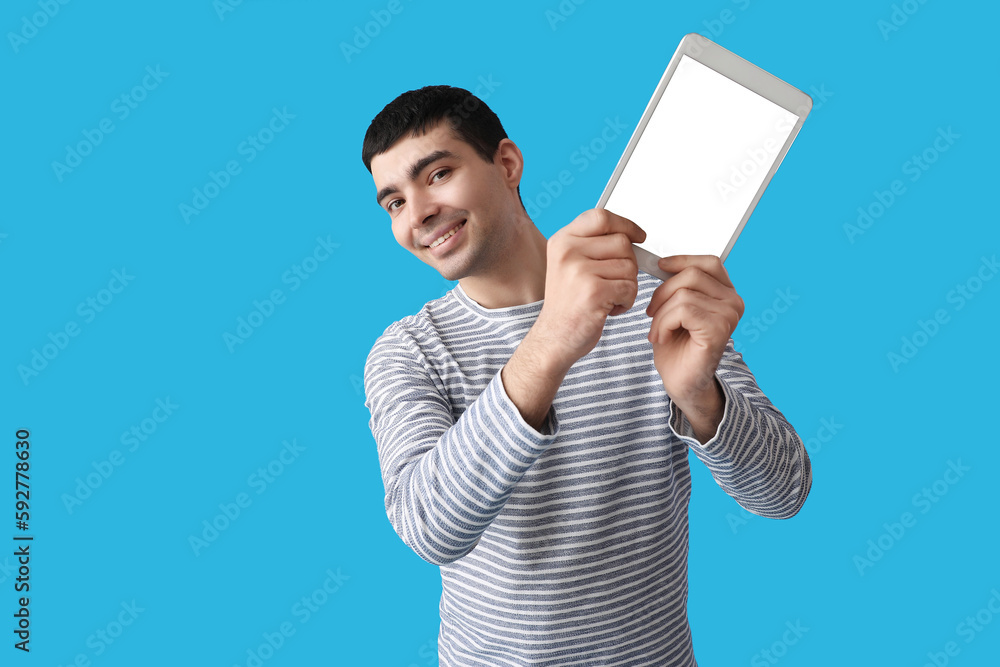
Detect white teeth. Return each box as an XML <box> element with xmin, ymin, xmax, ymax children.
<box><xmin>430</xmin><ymin>222</ymin><xmax>463</xmax><ymax>248</ymax></box>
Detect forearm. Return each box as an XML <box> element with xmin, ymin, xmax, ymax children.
<box><xmin>670</xmin><ymin>374</ymin><xmax>726</xmax><ymax>444</ymax></box>
<box><xmin>372</xmin><ymin>209</ymin><xmax>643</xmax><ymax>563</ymax></box>
<box><xmin>371</xmin><ymin>360</ymin><xmax>557</xmax><ymax>565</ymax></box>
<box><xmin>674</xmin><ymin>344</ymin><xmax>812</xmax><ymax>518</ymax></box>
<box><xmin>389</xmin><ymin>330</ymin><xmax>568</xmax><ymax>562</ymax></box>
<box><xmin>500</xmin><ymin>325</ymin><xmax>573</xmax><ymax>431</ymax></box>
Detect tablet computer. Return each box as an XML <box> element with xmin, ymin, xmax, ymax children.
<box><xmin>597</xmin><ymin>33</ymin><xmax>812</xmax><ymax>280</ymax></box>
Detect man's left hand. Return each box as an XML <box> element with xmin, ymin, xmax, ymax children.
<box><xmin>645</xmin><ymin>255</ymin><xmax>745</xmax><ymax>443</ymax></box>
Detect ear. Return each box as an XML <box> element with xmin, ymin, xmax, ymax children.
<box><xmin>494</xmin><ymin>138</ymin><xmax>524</xmax><ymax>192</ymax></box>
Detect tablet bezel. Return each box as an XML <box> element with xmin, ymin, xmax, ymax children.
<box><xmin>596</xmin><ymin>33</ymin><xmax>812</xmax><ymax>281</ymax></box>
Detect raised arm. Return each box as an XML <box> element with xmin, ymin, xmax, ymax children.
<box><xmin>365</xmin><ymin>328</ymin><xmax>559</xmax><ymax>565</ymax></box>
<box><xmin>366</xmin><ymin>209</ymin><xmax>648</xmax><ymax>564</ymax></box>
<box><xmin>670</xmin><ymin>339</ymin><xmax>812</xmax><ymax>518</ymax></box>
<box><xmin>646</xmin><ymin>254</ymin><xmax>811</xmax><ymax>517</ymax></box>
<box><xmin>503</xmin><ymin>208</ymin><xmax>647</xmax><ymax>428</ymax></box>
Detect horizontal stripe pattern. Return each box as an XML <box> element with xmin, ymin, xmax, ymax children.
<box><xmin>365</xmin><ymin>272</ymin><xmax>811</xmax><ymax>666</ymax></box>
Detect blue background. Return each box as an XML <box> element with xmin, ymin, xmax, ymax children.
<box><xmin>3</xmin><ymin>0</ymin><xmax>998</xmax><ymax>665</ymax></box>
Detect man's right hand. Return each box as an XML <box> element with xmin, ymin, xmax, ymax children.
<box><xmin>501</xmin><ymin>209</ymin><xmax>645</xmax><ymax>431</ymax></box>
<box><xmin>532</xmin><ymin>208</ymin><xmax>646</xmax><ymax>371</ymax></box>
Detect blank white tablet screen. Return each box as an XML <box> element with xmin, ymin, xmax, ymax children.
<box><xmin>605</xmin><ymin>55</ymin><xmax>799</xmax><ymax>259</ymax></box>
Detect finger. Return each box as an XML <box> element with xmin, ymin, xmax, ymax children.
<box><xmin>653</xmin><ymin>297</ymin><xmax>741</xmax><ymax>345</ymax></box>
<box><xmin>660</xmin><ymin>289</ymin><xmax>741</xmax><ymax>334</ymax></box>
<box><xmin>573</xmin><ymin>256</ymin><xmax>638</xmax><ymax>315</ymax></box>
<box><xmin>646</xmin><ymin>267</ymin><xmax>736</xmax><ymax>317</ymax></box>
<box><xmin>648</xmin><ymin>300</ymin><xmax>735</xmax><ymax>347</ymax></box>
<box><xmin>570</xmin><ymin>208</ymin><xmax>647</xmax><ymax>245</ymax></box>
<box><xmin>574</xmin><ymin>232</ymin><xmax>639</xmax><ymax>262</ymax></box>
<box><xmin>600</xmin><ymin>277</ymin><xmax>640</xmax><ymax>316</ymax></box>
<box><xmin>573</xmin><ymin>267</ymin><xmax>639</xmax><ymax>312</ymax></box>
<box><xmin>647</xmin><ymin>290</ymin><xmax>741</xmax><ymax>342</ymax></box>
<box><xmin>586</xmin><ymin>256</ymin><xmax>639</xmax><ymax>282</ymax></box>
<box><xmin>656</xmin><ymin>255</ymin><xmax>733</xmax><ymax>289</ymax></box>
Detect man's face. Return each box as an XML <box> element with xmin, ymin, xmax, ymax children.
<box><xmin>370</xmin><ymin>123</ymin><xmax>517</xmax><ymax>282</ymax></box>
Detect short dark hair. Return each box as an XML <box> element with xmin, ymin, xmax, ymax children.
<box><xmin>361</xmin><ymin>85</ymin><xmax>509</xmax><ymax>173</ymax></box>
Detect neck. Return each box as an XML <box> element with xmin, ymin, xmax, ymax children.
<box><xmin>458</xmin><ymin>213</ymin><xmax>548</xmax><ymax>309</ymax></box>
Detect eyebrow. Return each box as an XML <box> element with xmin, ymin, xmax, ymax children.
<box><xmin>375</xmin><ymin>149</ymin><xmax>457</xmax><ymax>206</ymax></box>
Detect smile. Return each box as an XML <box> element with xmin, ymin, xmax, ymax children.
<box><xmin>428</xmin><ymin>221</ymin><xmax>466</xmax><ymax>248</ymax></box>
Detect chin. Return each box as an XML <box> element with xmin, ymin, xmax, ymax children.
<box><xmin>435</xmin><ymin>267</ymin><xmax>464</xmax><ymax>283</ymax></box>
<box><xmin>431</xmin><ymin>257</ymin><xmax>473</xmax><ymax>283</ymax></box>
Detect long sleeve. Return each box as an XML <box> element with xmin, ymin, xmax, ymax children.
<box><xmin>668</xmin><ymin>339</ymin><xmax>812</xmax><ymax>519</ymax></box>
<box><xmin>368</xmin><ymin>280</ymin><xmax>807</xmax><ymax>665</ymax></box>
<box><xmin>364</xmin><ymin>325</ymin><xmax>559</xmax><ymax>565</ymax></box>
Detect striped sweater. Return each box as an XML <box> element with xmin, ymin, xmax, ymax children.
<box><xmin>364</xmin><ymin>271</ymin><xmax>812</xmax><ymax>666</ymax></box>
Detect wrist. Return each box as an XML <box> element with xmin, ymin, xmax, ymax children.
<box><xmin>515</xmin><ymin>324</ymin><xmax>578</xmax><ymax>387</ymax></box>
<box><xmin>523</xmin><ymin>315</ymin><xmax>579</xmax><ymax>377</ymax></box>
<box><xmin>673</xmin><ymin>376</ymin><xmax>725</xmax><ymax>444</ymax></box>
<box><xmin>502</xmin><ymin>327</ymin><xmax>572</xmax><ymax>432</ymax></box>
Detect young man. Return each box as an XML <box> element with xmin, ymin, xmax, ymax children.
<box><xmin>362</xmin><ymin>85</ymin><xmax>811</xmax><ymax>667</ymax></box>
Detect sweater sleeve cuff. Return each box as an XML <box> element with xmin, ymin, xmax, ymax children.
<box><xmin>668</xmin><ymin>373</ymin><xmax>749</xmax><ymax>463</ymax></box>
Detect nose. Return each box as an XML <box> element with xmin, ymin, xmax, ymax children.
<box><xmin>404</xmin><ymin>188</ymin><xmax>440</xmax><ymax>230</ymax></box>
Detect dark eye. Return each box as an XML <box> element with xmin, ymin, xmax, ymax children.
<box><xmin>431</xmin><ymin>168</ymin><xmax>450</xmax><ymax>181</ymax></box>
<box><xmin>386</xmin><ymin>198</ymin><xmax>403</xmax><ymax>212</ymax></box>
